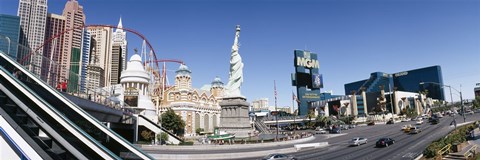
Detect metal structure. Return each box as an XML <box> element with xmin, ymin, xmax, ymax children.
<box><xmin>16</xmin><ymin>24</ymin><xmax>164</xmax><ymax>110</ymax></box>
<box><xmin>420</xmin><ymin>82</ymin><xmax>465</xmax><ymax>122</ymax></box>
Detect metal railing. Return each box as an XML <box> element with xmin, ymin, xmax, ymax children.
<box><xmin>0</xmin><ymin>35</ymin><xmax>135</xmax><ymax>115</ymax></box>
<box><xmin>438</xmin><ymin>144</ymin><xmax>452</xmax><ymax>155</ymax></box>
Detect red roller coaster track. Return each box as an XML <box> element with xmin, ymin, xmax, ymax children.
<box><xmin>22</xmin><ymin>24</ymin><xmax>160</xmax><ymax>70</ymax></box>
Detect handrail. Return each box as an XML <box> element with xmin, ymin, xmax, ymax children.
<box><xmin>0</xmin><ymin>51</ymin><xmax>153</xmax><ymax>159</ymax></box>
<box><xmin>0</xmin><ymin>67</ymin><xmax>117</xmax><ymax>159</ymax></box>
<box><xmin>0</xmin><ymin>127</ymin><xmax>30</xmax><ymax>160</ymax></box>
<box><xmin>438</xmin><ymin>144</ymin><xmax>451</xmax><ymax>155</ymax></box>
<box><xmin>463</xmin><ymin>144</ymin><xmax>477</xmax><ymax>158</ymax></box>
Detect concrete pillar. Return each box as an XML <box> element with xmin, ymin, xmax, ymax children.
<box><xmin>393</xmin><ymin>91</ymin><xmax>399</xmax><ymax>115</ymax></box>
<box><xmin>351</xmin><ymin>92</ymin><xmax>358</xmax><ymax>117</ymax></box>
<box><xmin>361</xmin><ymin>89</ymin><xmax>368</xmax><ymax>115</ymax></box>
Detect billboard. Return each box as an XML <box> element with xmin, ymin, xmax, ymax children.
<box><xmin>125</xmin><ymin>87</ymin><xmax>139</xmax><ymax>107</ymax></box>
<box><xmin>312</xmin><ymin>74</ymin><xmax>323</xmax><ymax>89</ymax></box>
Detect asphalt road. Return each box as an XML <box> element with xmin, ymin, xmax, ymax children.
<box><xmin>144</xmin><ymin>113</ymin><xmax>479</xmax><ymax>160</ymax></box>
<box><xmin>288</xmin><ymin>113</ymin><xmax>479</xmax><ymax>160</ymax></box>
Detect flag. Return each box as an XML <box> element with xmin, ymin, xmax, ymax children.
<box><xmin>292</xmin><ymin>91</ymin><xmax>300</xmax><ymax>103</ymax></box>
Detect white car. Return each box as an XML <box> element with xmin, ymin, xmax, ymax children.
<box><xmin>416</xmin><ymin>120</ymin><xmax>423</xmax><ymax>125</ymax></box>
<box><xmin>350</xmin><ymin>137</ymin><xmax>368</xmax><ymax>146</ymax></box>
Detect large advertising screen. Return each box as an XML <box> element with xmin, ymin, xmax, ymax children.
<box><xmin>125</xmin><ymin>96</ymin><xmax>138</xmax><ymax>106</ymax></box>
<box><xmin>312</xmin><ymin>74</ymin><xmax>323</xmax><ymax>89</ymax></box>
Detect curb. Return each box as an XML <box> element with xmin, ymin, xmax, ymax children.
<box><xmin>414</xmin><ymin>154</ymin><xmax>423</xmax><ymax>160</ymax></box>
<box><xmin>149</xmin><ymin>143</ymin><xmax>329</xmax><ymax>160</ymax></box>
<box><xmin>141</xmin><ymin>136</ymin><xmax>316</xmax><ymax>151</ymax></box>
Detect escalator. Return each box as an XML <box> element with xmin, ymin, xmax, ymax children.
<box><xmin>0</xmin><ymin>52</ymin><xmax>153</xmax><ymax>159</ymax></box>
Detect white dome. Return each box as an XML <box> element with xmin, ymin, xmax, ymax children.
<box><xmin>120</xmin><ymin>54</ymin><xmax>149</xmax><ymax>83</ymax></box>
<box><xmin>130</xmin><ymin>54</ymin><xmax>142</xmax><ymax>62</ymax></box>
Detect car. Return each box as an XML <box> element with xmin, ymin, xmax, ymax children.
<box><xmin>348</xmin><ymin>124</ymin><xmax>356</xmax><ymax>129</ymax></box>
<box><xmin>431</xmin><ymin>118</ymin><xmax>440</xmax><ymax>124</ymax></box>
<box><xmin>401</xmin><ymin>118</ymin><xmax>409</xmax><ymax>122</ymax></box>
<box><xmin>376</xmin><ymin>138</ymin><xmax>395</xmax><ymax>147</ymax></box>
<box><xmin>330</xmin><ymin>127</ymin><xmax>341</xmax><ymax>134</ymax></box>
<box><xmin>315</xmin><ymin>128</ymin><xmax>327</xmax><ymax>134</ymax></box>
<box><xmin>386</xmin><ymin>119</ymin><xmax>395</xmax><ymax>124</ymax></box>
<box><xmin>416</xmin><ymin>120</ymin><xmax>423</xmax><ymax>125</ymax></box>
<box><xmin>402</xmin><ymin>124</ymin><xmax>412</xmax><ymax>131</ymax></box>
<box><xmin>367</xmin><ymin>121</ymin><xmax>375</xmax><ymax>126</ymax></box>
<box><xmin>409</xmin><ymin>127</ymin><xmax>422</xmax><ymax>134</ymax></box>
<box><xmin>350</xmin><ymin>137</ymin><xmax>368</xmax><ymax>146</ymax></box>
<box><xmin>262</xmin><ymin>153</ymin><xmax>296</xmax><ymax>160</ymax></box>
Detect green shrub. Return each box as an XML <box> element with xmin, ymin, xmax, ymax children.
<box><xmin>179</xmin><ymin>141</ymin><xmax>194</xmax><ymax>145</ymax></box>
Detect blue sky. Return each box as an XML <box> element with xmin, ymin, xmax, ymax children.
<box><xmin>1</xmin><ymin>0</ymin><xmax>479</xmax><ymax>107</ymax></box>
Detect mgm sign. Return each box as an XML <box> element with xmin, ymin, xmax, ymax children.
<box><xmin>292</xmin><ymin>50</ymin><xmax>323</xmax><ymax>116</ymax></box>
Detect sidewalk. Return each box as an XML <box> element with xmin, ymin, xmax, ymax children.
<box><xmin>141</xmin><ymin>136</ymin><xmax>315</xmax><ymax>151</ymax></box>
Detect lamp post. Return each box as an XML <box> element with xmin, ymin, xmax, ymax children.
<box><xmin>419</xmin><ymin>82</ymin><xmax>465</xmax><ymax>123</ymax></box>
<box><xmin>6</xmin><ymin>36</ymin><xmax>11</xmax><ymax>55</ymax></box>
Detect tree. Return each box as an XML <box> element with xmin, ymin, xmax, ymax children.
<box><xmin>315</xmin><ymin>115</ymin><xmax>331</xmax><ymax>127</ymax></box>
<box><xmin>473</xmin><ymin>96</ymin><xmax>480</xmax><ymax>109</ymax></box>
<box><xmin>161</xmin><ymin>108</ymin><xmax>186</xmax><ymax>136</ymax></box>
<box><xmin>196</xmin><ymin>128</ymin><xmax>204</xmax><ymax>135</ymax></box>
<box><xmin>157</xmin><ymin>132</ymin><xmax>169</xmax><ymax>145</ymax></box>
<box><xmin>140</xmin><ymin>130</ymin><xmax>155</xmax><ymax>142</ymax></box>
<box><xmin>405</xmin><ymin>108</ymin><xmax>418</xmax><ymax>118</ymax></box>
<box><xmin>306</xmin><ymin>109</ymin><xmax>316</xmax><ymax>128</ymax></box>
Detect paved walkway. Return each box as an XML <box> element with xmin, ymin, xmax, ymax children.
<box><xmin>141</xmin><ymin>136</ymin><xmax>316</xmax><ymax>151</ymax></box>
<box><xmin>142</xmin><ymin>136</ymin><xmax>324</xmax><ymax>159</ymax></box>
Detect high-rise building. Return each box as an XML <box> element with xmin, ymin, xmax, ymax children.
<box><xmin>80</xmin><ymin>29</ymin><xmax>90</xmax><ymax>92</ymax></box>
<box><xmin>85</xmin><ymin>36</ymin><xmax>105</xmax><ymax>93</ymax></box>
<box><xmin>17</xmin><ymin>0</ymin><xmax>48</xmax><ymax>75</ymax></box>
<box><xmin>112</xmin><ymin>17</ymin><xmax>128</xmax><ymax>71</ymax></box>
<box><xmin>61</xmin><ymin>0</ymin><xmax>85</xmax><ymax>92</ymax></box>
<box><xmin>43</xmin><ymin>13</ymin><xmax>65</xmax><ymax>86</ymax></box>
<box><xmin>0</xmin><ymin>14</ymin><xmax>21</xmax><ymax>59</ymax></box>
<box><xmin>252</xmin><ymin>98</ymin><xmax>269</xmax><ymax>111</ymax></box>
<box><xmin>87</xmin><ymin>26</ymin><xmax>112</xmax><ymax>89</ymax></box>
<box><xmin>344</xmin><ymin>65</ymin><xmax>445</xmax><ymax>101</ymax></box>
<box><xmin>110</xmin><ymin>44</ymin><xmax>122</xmax><ymax>85</ymax></box>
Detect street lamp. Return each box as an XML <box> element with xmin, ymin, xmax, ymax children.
<box><xmin>5</xmin><ymin>36</ymin><xmax>11</xmax><ymax>55</ymax></box>
<box><xmin>419</xmin><ymin>82</ymin><xmax>465</xmax><ymax>122</ymax></box>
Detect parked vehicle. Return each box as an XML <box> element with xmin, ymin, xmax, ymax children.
<box><xmin>350</xmin><ymin>137</ymin><xmax>368</xmax><ymax>146</ymax></box>
<box><xmin>262</xmin><ymin>154</ymin><xmax>296</xmax><ymax>160</ymax></box>
<box><xmin>376</xmin><ymin>138</ymin><xmax>395</xmax><ymax>147</ymax></box>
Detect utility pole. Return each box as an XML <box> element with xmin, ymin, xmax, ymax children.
<box><xmin>274</xmin><ymin>80</ymin><xmax>279</xmax><ymax>141</ymax></box>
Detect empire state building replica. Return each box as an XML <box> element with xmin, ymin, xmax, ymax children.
<box><xmin>219</xmin><ymin>25</ymin><xmax>252</xmax><ymax>138</ymax></box>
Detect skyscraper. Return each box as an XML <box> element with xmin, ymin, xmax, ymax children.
<box><xmin>112</xmin><ymin>17</ymin><xmax>128</xmax><ymax>71</ymax></box>
<box><xmin>43</xmin><ymin>13</ymin><xmax>65</xmax><ymax>86</ymax></box>
<box><xmin>0</xmin><ymin>14</ymin><xmax>20</xmax><ymax>59</ymax></box>
<box><xmin>80</xmin><ymin>29</ymin><xmax>90</xmax><ymax>92</ymax></box>
<box><xmin>87</xmin><ymin>26</ymin><xmax>112</xmax><ymax>89</ymax></box>
<box><xmin>62</xmin><ymin>0</ymin><xmax>85</xmax><ymax>92</ymax></box>
<box><xmin>17</xmin><ymin>0</ymin><xmax>48</xmax><ymax>75</ymax></box>
<box><xmin>110</xmin><ymin>44</ymin><xmax>122</xmax><ymax>85</ymax></box>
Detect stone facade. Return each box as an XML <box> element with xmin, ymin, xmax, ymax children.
<box><xmin>157</xmin><ymin>64</ymin><xmax>223</xmax><ymax>136</ymax></box>
<box><xmin>219</xmin><ymin>97</ymin><xmax>252</xmax><ymax>138</ymax></box>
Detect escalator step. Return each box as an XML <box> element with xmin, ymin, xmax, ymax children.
<box><xmin>46</xmin><ymin>148</ymin><xmax>67</xmax><ymax>160</ymax></box>
<box><xmin>15</xmin><ymin>113</ymin><xmax>29</xmax><ymax>124</ymax></box>
<box><xmin>34</xmin><ymin>136</ymin><xmax>53</xmax><ymax>149</ymax></box>
<box><xmin>3</xmin><ymin>104</ymin><xmax>17</xmax><ymax>113</ymax></box>
<box><xmin>23</xmin><ymin>123</ymin><xmax>40</xmax><ymax>136</ymax></box>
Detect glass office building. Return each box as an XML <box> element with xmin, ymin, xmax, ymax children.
<box><xmin>345</xmin><ymin>65</ymin><xmax>445</xmax><ymax>101</ymax></box>
<box><xmin>0</xmin><ymin>14</ymin><xmax>21</xmax><ymax>59</ymax></box>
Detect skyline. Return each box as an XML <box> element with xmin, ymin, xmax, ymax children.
<box><xmin>1</xmin><ymin>0</ymin><xmax>479</xmax><ymax>107</ymax></box>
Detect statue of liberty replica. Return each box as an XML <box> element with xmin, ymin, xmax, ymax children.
<box><xmin>219</xmin><ymin>25</ymin><xmax>252</xmax><ymax>138</ymax></box>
